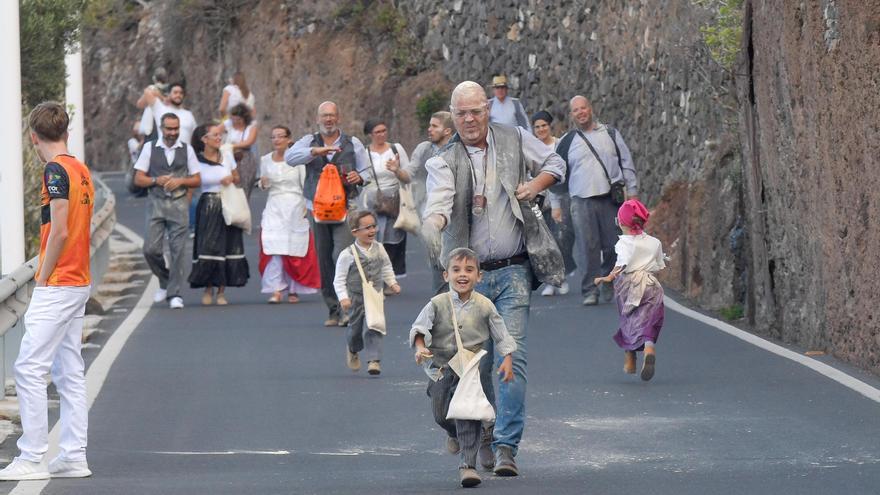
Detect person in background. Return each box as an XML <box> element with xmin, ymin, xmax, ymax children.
<box><xmin>219</xmin><ymin>71</ymin><xmax>256</xmax><ymax>119</ymax></box>
<box><xmin>127</xmin><ymin>120</ymin><xmax>143</xmax><ymax>164</ymax></box>
<box><xmin>532</xmin><ymin>110</ymin><xmax>574</xmax><ymax>296</ymax></box>
<box><xmin>258</xmin><ymin>125</ymin><xmax>321</xmax><ymax>304</ymax></box>
<box><xmin>137</xmin><ymin>82</ymin><xmax>198</xmax><ymax>144</ymax></box>
<box><xmin>188</xmin><ymin>123</ymin><xmax>250</xmax><ymax>305</ymax></box>
<box><xmin>487</xmin><ymin>75</ymin><xmax>530</xmax><ymax>132</ymax></box>
<box><xmin>224</xmin><ymin>103</ymin><xmax>259</xmax><ymax>198</ymax></box>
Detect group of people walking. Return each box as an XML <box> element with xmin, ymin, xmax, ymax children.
<box><xmin>0</xmin><ymin>73</ymin><xmax>668</xmax><ymax>489</ymax></box>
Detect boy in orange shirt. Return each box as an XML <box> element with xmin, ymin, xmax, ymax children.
<box><xmin>0</xmin><ymin>103</ymin><xmax>94</xmax><ymax>480</ymax></box>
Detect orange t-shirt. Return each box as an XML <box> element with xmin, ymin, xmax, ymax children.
<box><xmin>37</xmin><ymin>154</ymin><xmax>94</xmax><ymax>286</ymax></box>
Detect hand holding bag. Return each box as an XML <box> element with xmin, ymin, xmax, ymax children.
<box><xmin>220</xmin><ymin>183</ymin><xmax>252</xmax><ymax>234</ymax></box>
<box><xmin>445</xmin><ymin>293</ymin><xmax>495</xmax><ymax>422</ymax></box>
<box><xmin>351</xmin><ymin>246</ymin><xmax>387</xmax><ymax>335</ymax></box>
<box><xmin>393</xmin><ymin>183</ymin><xmax>420</xmax><ymax>233</ymax></box>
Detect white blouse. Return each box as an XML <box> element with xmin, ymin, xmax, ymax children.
<box><xmin>224</xmin><ymin>84</ymin><xmax>255</xmax><ymax>111</ymax></box>
<box><xmin>224</xmin><ymin>119</ymin><xmax>256</xmax><ymax>147</ymax></box>
<box><xmin>198</xmin><ymin>150</ymin><xmax>238</xmax><ymax>193</ymax></box>
<box><xmin>367</xmin><ymin>143</ymin><xmax>410</xmax><ymax>191</ymax></box>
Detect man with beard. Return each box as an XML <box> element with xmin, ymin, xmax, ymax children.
<box><xmin>285</xmin><ymin>101</ymin><xmax>369</xmax><ymax>327</ymax></box>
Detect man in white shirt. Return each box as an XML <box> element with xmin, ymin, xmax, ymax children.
<box><xmin>487</xmin><ymin>75</ymin><xmax>531</xmax><ymax>132</ymax></box>
<box><xmin>137</xmin><ymin>82</ymin><xmax>197</xmax><ymax>144</ymax></box>
<box><xmin>133</xmin><ymin>114</ymin><xmax>201</xmax><ymax>309</ymax></box>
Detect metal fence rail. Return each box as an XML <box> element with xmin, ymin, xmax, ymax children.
<box><xmin>0</xmin><ymin>173</ymin><xmax>117</xmax><ymax>399</ymax></box>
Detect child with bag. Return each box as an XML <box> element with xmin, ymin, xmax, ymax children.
<box><xmin>334</xmin><ymin>210</ymin><xmax>401</xmax><ymax>376</ymax></box>
<box><xmin>410</xmin><ymin>248</ymin><xmax>516</xmax><ymax>488</ymax></box>
<box><xmin>594</xmin><ymin>199</ymin><xmax>666</xmax><ymax>381</ymax></box>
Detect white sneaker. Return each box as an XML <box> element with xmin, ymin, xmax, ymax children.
<box><xmin>153</xmin><ymin>288</ymin><xmax>168</xmax><ymax>303</ymax></box>
<box><xmin>540</xmin><ymin>284</ymin><xmax>555</xmax><ymax>296</ymax></box>
<box><xmin>558</xmin><ymin>281</ymin><xmax>570</xmax><ymax>295</ymax></box>
<box><xmin>169</xmin><ymin>296</ymin><xmax>184</xmax><ymax>309</ymax></box>
<box><xmin>48</xmin><ymin>457</ymin><xmax>91</xmax><ymax>478</ymax></box>
<box><xmin>0</xmin><ymin>457</ymin><xmax>50</xmax><ymax>481</ymax></box>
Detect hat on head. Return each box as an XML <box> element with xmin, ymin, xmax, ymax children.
<box><xmin>617</xmin><ymin>199</ymin><xmax>650</xmax><ymax>234</ymax></box>
<box><xmin>492</xmin><ymin>75</ymin><xmax>509</xmax><ymax>87</ymax></box>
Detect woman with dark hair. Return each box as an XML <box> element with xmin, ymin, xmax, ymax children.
<box><xmin>189</xmin><ymin>122</ymin><xmax>249</xmax><ymax>305</ymax></box>
<box><xmin>362</xmin><ymin>118</ymin><xmax>411</xmax><ymax>279</ymax></box>
<box><xmin>224</xmin><ymin>103</ymin><xmax>259</xmax><ymax>198</ymax></box>
<box><xmin>257</xmin><ymin>125</ymin><xmax>321</xmax><ymax>303</ymax></box>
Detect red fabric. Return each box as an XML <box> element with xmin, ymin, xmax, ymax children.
<box><xmin>258</xmin><ymin>231</ymin><xmax>322</xmax><ymax>289</ymax></box>
<box><xmin>617</xmin><ymin>199</ymin><xmax>650</xmax><ymax>234</ymax></box>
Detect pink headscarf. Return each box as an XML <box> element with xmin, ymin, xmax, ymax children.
<box><xmin>617</xmin><ymin>199</ymin><xmax>650</xmax><ymax>234</ymax></box>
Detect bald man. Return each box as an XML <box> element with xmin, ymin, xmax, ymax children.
<box><xmin>285</xmin><ymin>101</ymin><xmax>369</xmax><ymax>326</ymax></box>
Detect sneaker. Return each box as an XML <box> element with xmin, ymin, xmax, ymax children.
<box><xmin>169</xmin><ymin>296</ymin><xmax>184</xmax><ymax>309</ymax></box>
<box><xmin>0</xmin><ymin>457</ymin><xmax>50</xmax><ymax>481</ymax></box>
<box><xmin>540</xmin><ymin>284</ymin><xmax>555</xmax><ymax>296</ymax></box>
<box><xmin>346</xmin><ymin>349</ymin><xmax>361</xmax><ymax>371</ymax></box>
<box><xmin>582</xmin><ymin>294</ymin><xmax>598</xmax><ymax>306</ymax></box>
<box><xmin>367</xmin><ymin>361</ymin><xmax>381</xmax><ymax>375</ymax></box>
<box><xmin>446</xmin><ymin>436</ymin><xmax>460</xmax><ymax>454</ymax></box>
<box><xmin>477</xmin><ymin>425</ymin><xmax>495</xmax><ymax>470</ymax></box>
<box><xmin>324</xmin><ymin>318</ymin><xmax>339</xmax><ymax>327</ymax></box>
<box><xmin>48</xmin><ymin>457</ymin><xmax>91</xmax><ymax>478</ymax></box>
<box><xmin>641</xmin><ymin>350</ymin><xmax>656</xmax><ymax>381</ymax></box>
<box><xmin>459</xmin><ymin>467</ymin><xmax>481</xmax><ymax>488</ymax></box>
<box><xmin>558</xmin><ymin>281</ymin><xmax>570</xmax><ymax>295</ymax></box>
<box><xmin>493</xmin><ymin>446</ymin><xmax>519</xmax><ymax>477</ymax></box>
<box><xmin>153</xmin><ymin>288</ymin><xmax>168</xmax><ymax>304</ymax></box>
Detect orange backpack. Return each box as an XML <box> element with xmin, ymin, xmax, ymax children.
<box><xmin>312</xmin><ymin>164</ymin><xmax>348</xmax><ymax>223</ymax></box>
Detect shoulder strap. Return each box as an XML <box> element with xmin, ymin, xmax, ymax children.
<box><xmin>350</xmin><ymin>245</ymin><xmax>371</xmax><ymax>287</ymax></box>
<box><xmin>448</xmin><ymin>292</ymin><xmax>465</xmax><ymax>354</ymax></box>
<box><xmin>575</xmin><ymin>130</ymin><xmax>613</xmax><ymax>187</ymax></box>
<box><xmin>606</xmin><ymin>126</ymin><xmax>623</xmax><ymax>172</ymax></box>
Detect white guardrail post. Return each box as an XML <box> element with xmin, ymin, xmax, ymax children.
<box><xmin>0</xmin><ymin>174</ymin><xmax>116</xmax><ymax>399</ymax></box>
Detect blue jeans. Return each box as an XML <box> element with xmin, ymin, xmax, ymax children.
<box><xmin>476</xmin><ymin>263</ymin><xmax>532</xmax><ymax>456</ymax></box>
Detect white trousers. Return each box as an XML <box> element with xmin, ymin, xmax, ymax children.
<box><xmin>260</xmin><ymin>256</ymin><xmax>318</xmax><ymax>295</ymax></box>
<box><xmin>16</xmin><ymin>286</ymin><xmax>90</xmax><ymax>462</ymax></box>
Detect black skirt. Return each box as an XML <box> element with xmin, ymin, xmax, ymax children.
<box><xmin>189</xmin><ymin>193</ymin><xmax>250</xmax><ymax>288</ymax></box>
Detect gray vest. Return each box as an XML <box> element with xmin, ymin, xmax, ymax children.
<box><xmin>438</xmin><ymin>124</ymin><xmax>565</xmax><ymax>287</ymax></box>
<box><xmin>427</xmin><ymin>292</ymin><xmax>494</xmax><ymax>367</ymax></box>
<box><xmin>148</xmin><ymin>142</ymin><xmax>189</xmax><ymax>200</ymax></box>
<box><xmin>303</xmin><ymin>133</ymin><xmax>359</xmax><ymax>202</ymax></box>
<box><xmin>346</xmin><ymin>245</ymin><xmax>385</xmax><ymax>297</ymax></box>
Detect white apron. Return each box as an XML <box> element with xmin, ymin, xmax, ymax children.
<box><xmin>260</xmin><ymin>154</ymin><xmax>310</xmax><ymax>257</ymax></box>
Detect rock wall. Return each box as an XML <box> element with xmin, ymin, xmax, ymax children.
<box><xmin>738</xmin><ymin>0</ymin><xmax>880</xmax><ymax>371</ymax></box>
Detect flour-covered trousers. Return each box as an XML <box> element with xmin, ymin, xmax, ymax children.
<box><xmin>346</xmin><ymin>296</ymin><xmax>383</xmax><ymax>362</ymax></box>
<box><xmin>16</xmin><ymin>286</ymin><xmax>90</xmax><ymax>462</ymax></box>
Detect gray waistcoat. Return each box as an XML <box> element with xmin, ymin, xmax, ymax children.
<box><xmin>346</xmin><ymin>245</ymin><xmax>385</xmax><ymax>297</ymax></box>
<box><xmin>148</xmin><ymin>142</ymin><xmax>189</xmax><ymax>200</ymax></box>
<box><xmin>438</xmin><ymin>124</ymin><xmax>565</xmax><ymax>287</ymax></box>
<box><xmin>428</xmin><ymin>292</ymin><xmax>494</xmax><ymax>368</ymax></box>
<box><xmin>303</xmin><ymin>133</ymin><xmax>359</xmax><ymax>202</ymax></box>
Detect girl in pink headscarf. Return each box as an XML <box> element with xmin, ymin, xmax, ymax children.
<box><xmin>594</xmin><ymin>199</ymin><xmax>666</xmax><ymax>381</ymax></box>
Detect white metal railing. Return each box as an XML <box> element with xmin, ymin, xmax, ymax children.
<box><xmin>0</xmin><ymin>173</ymin><xmax>116</xmax><ymax>398</ymax></box>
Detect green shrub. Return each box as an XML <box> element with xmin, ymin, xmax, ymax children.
<box><xmin>19</xmin><ymin>0</ymin><xmax>84</xmax><ymax>108</ymax></box>
<box><xmin>693</xmin><ymin>0</ymin><xmax>744</xmax><ymax>71</ymax></box>
<box><xmin>719</xmin><ymin>304</ymin><xmax>745</xmax><ymax>321</ymax></box>
<box><xmin>415</xmin><ymin>90</ymin><xmax>448</xmax><ymax>131</ymax></box>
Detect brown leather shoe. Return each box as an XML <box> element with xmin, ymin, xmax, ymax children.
<box><xmin>493</xmin><ymin>446</ymin><xmax>518</xmax><ymax>476</ymax></box>
<box><xmin>459</xmin><ymin>467</ymin><xmax>481</xmax><ymax>487</ymax></box>
<box><xmin>624</xmin><ymin>351</ymin><xmax>637</xmax><ymax>374</ymax></box>
<box><xmin>324</xmin><ymin>318</ymin><xmax>339</xmax><ymax>327</ymax></box>
<box><xmin>346</xmin><ymin>349</ymin><xmax>360</xmax><ymax>372</ymax></box>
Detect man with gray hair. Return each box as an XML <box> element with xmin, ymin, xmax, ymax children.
<box><xmin>551</xmin><ymin>95</ymin><xmax>638</xmax><ymax>305</ymax></box>
<box><xmin>422</xmin><ymin>81</ymin><xmax>566</xmax><ymax>477</ymax></box>
<box><xmin>285</xmin><ymin>101</ymin><xmax>369</xmax><ymax>326</ymax></box>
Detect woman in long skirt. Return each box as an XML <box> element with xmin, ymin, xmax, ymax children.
<box><xmin>362</xmin><ymin>118</ymin><xmax>411</xmax><ymax>279</ymax></box>
<box><xmin>189</xmin><ymin>123</ymin><xmax>250</xmax><ymax>305</ymax></box>
<box><xmin>225</xmin><ymin>103</ymin><xmax>259</xmax><ymax>198</ymax></box>
<box><xmin>258</xmin><ymin>125</ymin><xmax>321</xmax><ymax>303</ymax></box>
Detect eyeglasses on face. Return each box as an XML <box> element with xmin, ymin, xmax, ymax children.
<box><xmin>452</xmin><ymin>107</ymin><xmax>487</xmax><ymax>119</ymax></box>
<box><xmin>352</xmin><ymin>223</ymin><xmax>378</xmax><ymax>232</ymax></box>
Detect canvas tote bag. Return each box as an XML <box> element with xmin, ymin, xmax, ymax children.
<box><xmin>351</xmin><ymin>246</ymin><xmax>387</xmax><ymax>335</ymax></box>
<box><xmin>220</xmin><ymin>183</ymin><xmax>252</xmax><ymax>234</ymax></box>
<box><xmin>445</xmin><ymin>293</ymin><xmax>495</xmax><ymax>422</ymax></box>
<box><xmin>393</xmin><ymin>183</ymin><xmax>420</xmax><ymax>233</ymax></box>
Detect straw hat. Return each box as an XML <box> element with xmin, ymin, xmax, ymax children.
<box><xmin>491</xmin><ymin>75</ymin><xmax>509</xmax><ymax>88</ymax></box>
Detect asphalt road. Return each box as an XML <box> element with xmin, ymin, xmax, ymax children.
<box><xmin>15</xmin><ymin>172</ymin><xmax>880</xmax><ymax>494</ymax></box>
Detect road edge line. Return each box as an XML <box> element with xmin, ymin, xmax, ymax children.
<box><xmin>664</xmin><ymin>296</ymin><xmax>880</xmax><ymax>404</ymax></box>
<box><xmin>10</xmin><ymin>222</ymin><xmax>158</xmax><ymax>495</ymax></box>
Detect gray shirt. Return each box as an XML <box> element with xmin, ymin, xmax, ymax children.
<box><xmin>424</xmin><ymin>127</ymin><xmax>566</xmax><ymax>262</ymax></box>
<box><xmin>488</xmin><ymin>96</ymin><xmax>531</xmax><ymax>132</ymax></box>
<box><xmin>553</xmin><ymin>123</ymin><xmax>638</xmax><ymax>206</ymax></box>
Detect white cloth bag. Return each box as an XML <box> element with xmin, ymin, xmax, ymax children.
<box><xmin>393</xmin><ymin>183</ymin><xmax>421</xmax><ymax>233</ymax></box>
<box><xmin>351</xmin><ymin>246</ymin><xmax>387</xmax><ymax>335</ymax></box>
<box><xmin>220</xmin><ymin>183</ymin><xmax>252</xmax><ymax>234</ymax></box>
<box><xmin>445</xmin><ymin>293</ymin><xmax>495</xmax><ymax>421</ymax></box>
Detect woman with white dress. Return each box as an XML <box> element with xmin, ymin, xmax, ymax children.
<box><xmin>218</xmin><ymin>71</ymin><xmax>256</xmax><ymax>118</ymax></box>
<box><xmin>362</xmin><ymin>118</ymin><xmax>411</xmax><ymax>278</ymax></box>
<box><xmin>188</xmin><ymin>123</ymin><xmax>250</xmax><ymax>305</ymax></box>
<box><xmin>258</xmin><ymin>126</ymin><xmax>321</xmax><ymax>304</ymax></box>
<box><xmin>225</xmin><ymin>103</ymin><xmax>259</xmax><ymax>199</ymax></box>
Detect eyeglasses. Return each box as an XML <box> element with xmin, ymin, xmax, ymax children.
<box><xmin>352</xmin><ymin>223</ymin><xmax>378</xmax><ymax>232</ymax></box>
<box><xmin>452</xmin><ymin>107</ymin><xmax>487</xmax><ymax>119</ymax></box>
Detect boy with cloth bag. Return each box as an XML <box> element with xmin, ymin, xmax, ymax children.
<box><xmin>410</xmin><ymin>248</ymin><xmax>516</xmax><ymax>487</ymax></box>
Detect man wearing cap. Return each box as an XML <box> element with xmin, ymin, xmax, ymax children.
<box><xmin>488</xmin><ymin>75</ymin><xmax>531</xmax><ymax>132</ymax></box>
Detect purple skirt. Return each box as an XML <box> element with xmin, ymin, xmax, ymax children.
<box><xmin>612</xmin><ymin>274</ymin><xmax>664</xmax><ymax>351</ymax></box>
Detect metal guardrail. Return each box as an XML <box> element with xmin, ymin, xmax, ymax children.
<box><xmin>0</xmin><ymin>173</ymin><xmax>117</xmax><ymax>398</ymax></box>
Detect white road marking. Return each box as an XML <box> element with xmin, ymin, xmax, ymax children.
<box><xmin>11</xmin><ymin>223</ymin><xmax>157</xmax><ymax>495</ymax></box>
<box><xmin>664</xmin><ymin>296</ymin><xmax>880</xmax><ymax>404</ymax></box>
<box><xmin>151</xmin><ymin>450</ymin><xmax>290</xmax><ymax>456</ymax></box>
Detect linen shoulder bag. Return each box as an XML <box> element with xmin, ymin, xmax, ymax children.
<box><xmin>350</xmin><ymin>245</ymin><xmax>387</xmax><ymax>335</ymax></box>
<box><xmin>220</xmin><ymin>182</ymin><xmax>252</xmax><ymax>234</ymax></box>
<box><xmin>445</xmin><ymin>293</ymin><xmax>495</xmax><ymax>422</ymax></box>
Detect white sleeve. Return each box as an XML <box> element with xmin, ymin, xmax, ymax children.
<box><xmin>186</xmin><ymin>145</ymin><xmax>201</xmax><ymax>175</ymax></box>
<box><xmin>378</xmin><ymin>244</ymin><xmax>397</xmax><ymax>287</ymax></box>
<box><xmin>334</xmin><ymin>248</ymin><xmax>354</xmax><ymax>301</ymax></box>
<box><xmin>138</xmin><ymin>108</ymin><xmax>154</xmax><ymax>136</ymax></box>
<box><xmin>423</xmin><ymin>156</ymin><xmax>455</xmax><ymax>223</ymax></box>
<box><xmin>133</xmin><ymin>145</ymin><xmax>152</xmax><ymax>173</ymax></box>
<box><xmin>615</xmin><ymin>238</ymin><xmax>633</xmax><ymax>267</ymax></box>
<box><xmin>394</xmin><ymin>143</ymin><xmax>411</xmax><ymax>171</ymax></box>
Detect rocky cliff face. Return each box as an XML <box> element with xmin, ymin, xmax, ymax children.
<box><xmin>82</xmin><ymin>1</ymin><xmax>880</xmax><ymax>373</ymax></box>
<box><xmin>738</xmin><ymin>0</ymin><xmax>880</xmax><ymax>371</ymax></box>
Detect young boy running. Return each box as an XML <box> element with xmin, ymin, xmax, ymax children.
<box><xmin>410</xmin><ymin>248</ymin><xmax>516</xmax><ymax>487</ymax></box>
<box><xmin>0</xmin><ymin>102</ymin><xmax>94</xmax><ymax>480</ymax></box>
<box><xmin>334</xmin><ymin>210</ymin><xmax>400</xmax><ymax>376</ymax></box>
